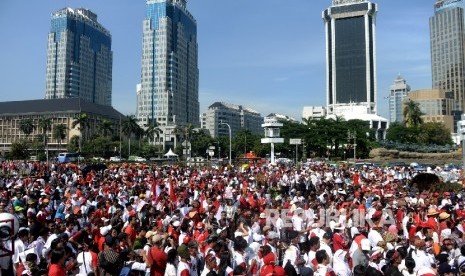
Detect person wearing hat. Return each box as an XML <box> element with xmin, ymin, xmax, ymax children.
<box><xmin>332</xmin><ymin>223</ymin><xmax>347</xmax><ymax>252</ymax></box>
<box><xmin>177</xmin><ymin>244</ymin><xmax>191</xmax><ymax>276</ymax></box>
<box><xmin>147</xmin><ymin>234</ymin><xmax>167</xmax><ymax>276</ymax></box>
<box><xmin>425</xmin><ymin>207</ymin><xmax>439</xmax><ymax>233</ymax></box>
<box><xmin>352</xmin><ymin>238</ymin><xmax>371</xmax><ymax>268</ymax></box>
<box><xmin>438</xmin><ymin>212</ymin><xmax>451</xmax><ymax>237</ymax></box>
<box><xmin>188</xmin><ymin>240</ymin><xmax>203</xmax><ymax>276</ymax></box>
<box><xmin>441</xmin><ymin>192</ymin><xmax>453</xmax><ymax>208</ymax></box>
<box><xmin>368</xmin><ymin>247</ymin><xmax>384</xmax><ymax>272</ymax></box>
<box><xmin>368</xmin><ymin>211</ymin><xmax>384</xmax><ymax>248</ymax></box>
<box><xmin>266</xmin><ymin>231</ymin><xmax>280</xmax><ymax>256</ymax></box>
<box><xmin>201</xmin><ymin>253</ymin><xmax>217</xmax><ymax>276</ymax></box>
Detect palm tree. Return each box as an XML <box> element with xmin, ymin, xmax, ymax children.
<box><xmin>98</xmin><ymin>119</ymin><xmax>113</xmax><ymax>137</ymax></box>
<box><xmin>52</xmin><ymin>124</ymin><xmax>67</xmax><ymax>153</ymax></box>
<box><xmin>122</xmin><ymin>115</ymin><xmax>140</xmax><ymax>156</ymax></box>
<box><xmin>145</xmin><ymin>119</ymin><xmax>161</xmax><ymax>144</ymax></box>
<box><xmin>72</xmin><ymin>113</ymin><xmax>90</xmax><ymax>152</ymax></box>
<box><xmin>403</xmin><ymin>99</ymin><xmax>424</xmax><ymax>128</ymax></box>
<box><xmin>19</xmin><ymin>118</ymin><xmax>35</xmax><ymax>139</ymax></box>
<box><xmin>38</xmin><ymin>118</ymin><xmax>52</xmax><ymax>160</ymax></box>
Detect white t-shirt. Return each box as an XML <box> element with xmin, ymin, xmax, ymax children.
<box><xmin>76</xmin><ymin>251</ymin><xmax>94</xmax><ymax>276</ymax></box>
<box><xmin>13</xmin><ymin>239</ymin><xmax>26</xmax><ymax>265</ymax></box>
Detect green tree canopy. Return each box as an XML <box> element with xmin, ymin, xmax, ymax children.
<box><xmin>19</xmin><ymin>118</ymin><xmax>35</xmax><ymax>138</ymax></box>
<box><xmin>403</xmin><ymin>99</ymin><xmax>424</xmax><ymax>128</ymax></box>
<box><xmin>52</xmin><ymin>124</ymin><xmax>67</xmax><ymax>152</ymax></box>
<box><xmin>417</xmin><ymin>122</ymin><xmax>453</xmax><ymax>145</ymax></box>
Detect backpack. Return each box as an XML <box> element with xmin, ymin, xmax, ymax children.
<box><xmin>119</xmin><ymin>266</ymin><xmax>131</xmax><ymax>276</ymax></box>
<box><xmin>283</xmin><ymin>259</ymin><xmax>298</xmax><ymax>276</ymax></box>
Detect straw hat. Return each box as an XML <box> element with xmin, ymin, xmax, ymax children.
<box><xmin>427</xmin><ymin>208</ymin><xmax>439</xmax><ymax>216</ymax></box>
<box><xmin>439</xmin><ymin>212</ymin><xmax>450</xmax><ymax>220</ymax></box>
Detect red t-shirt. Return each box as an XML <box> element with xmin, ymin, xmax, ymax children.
<box><xmin>48</xmin><ymin>264</ymin><xmax>66</xmax><ymax>276</ymax></box>
<box><xmin>125</xmin><ymin>225</ymin><xmax>137</xmax><ymax>243</ymax></box>
<box><xmin>148</xmin><ymin>246</ymin><xmax>168</xmax><ymax>276</ymax></box>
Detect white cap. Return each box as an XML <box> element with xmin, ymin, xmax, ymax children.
<box><xmin>253</xmin><ymin>233</ymin><xmax>264</xmax><ymax>242</ymax></box>
<box><xmin>360</xmin><ymin>238</ymin><xmax>371</xmax><ymax>251</ymax></box>
<box><xmin>100</xmin><ymin>225</ymin><xmax>112</xmax><ymax>236</ymax></box>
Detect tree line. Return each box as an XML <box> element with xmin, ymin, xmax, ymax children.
<box><xmin>8</xmin><ymin>100</ymin><xmax>455</xmax><ymax>161</ymax></box>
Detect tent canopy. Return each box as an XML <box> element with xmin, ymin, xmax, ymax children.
<box><xmin>164</xmin><ymin>148</ymin><xmax>178</xmax><ymax>157</ymax></box>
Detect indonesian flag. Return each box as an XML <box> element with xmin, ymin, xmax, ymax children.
<box><xmin>169</xmin><ymin>177</ymin><xmax>177</xmax><ymax>202</ymax></box>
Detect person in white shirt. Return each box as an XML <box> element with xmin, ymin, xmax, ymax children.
<box><xmin>200</xmin><ymin>254</ymin><xmax>217</xmax><ymax>276</ymax></box>
<box><xmin>314</xmin><ymin>250</ymin><xmax>335</xmax><ymax>276</ymax></box>
<box><xmin>13</xmin><ymin>228</ymin><xmax>29</xmax><ymax>273</ymax></box>
<box><xmin>292</xmin><ymin>208</ymin><xmax>307</xmax><ymax>243</ymax></box>
<box><xmin>410</xmin><ymin>238</ymin><xmax>434</xmax><ymax>271</ymax></box>
<box><xmin>76</xmin><ymin>238</ymin><xmax>97</xmax><ymax>276</ymax></box>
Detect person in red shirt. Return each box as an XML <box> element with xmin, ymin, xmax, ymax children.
<box><xmin>332</xmin><ymin>226</ymin><xmax>347</xmax><ymax>251</ymax></box>
<box><xmin>48</xmin><ymin>248</ymin><xmax>67</xmax><ymax>276</ymax></box>
<box><xmin>147</xmin><ymin>234</ymin><xmax>168</xmax><ymax>276</ymax></box>
<box><xmin>124</xmin><ymin>215</ymin><xmax>138</xmax><ymax>247</ymax></box>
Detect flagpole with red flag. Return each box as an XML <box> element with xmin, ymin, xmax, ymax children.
<box><xmin>169</xmin><ymin>176</ymin><xmax>177</xmax><ymax>212</ymax></box>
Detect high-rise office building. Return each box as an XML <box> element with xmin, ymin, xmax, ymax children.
<box><xmin>389</xmin><ymin>74</ymin><xmax>411</xmax><ymax>123</ymax></box>
<box><xmin>406</xmin><ymin>89</ymin><xmax>455</xmax><ymax>132</ymax></box>
<box><xmin>430</xmin><ymin>0</ymin><xmax>465</xmax><ymax>128</ymax></box>
<box><xmin>322</xmin><ymin>0</ymin><xmax>378</xmax><ymax>116</ymax></box>
<box><xmin>45</xmin><ymin>8</ymin><xmax>112</xmax><ymax>106</ymax></box>
<box><xmin>137</xmin><ymin>0</ymin><xmax>199</xmax><ymax>128</ymax></box>
<box><xmin>200</xmin><ymin>102</ymin><xmax>263</xmax><ymax>138</ymax></box>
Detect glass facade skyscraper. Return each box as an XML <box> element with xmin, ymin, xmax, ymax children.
<box><xmin>323</xmin><ymin>0</ymin><xmax>378</xmax><ymax>115</ymax></box>
<box><xmin>389</xmin><ymin>75</ymin><xmax>411</xmax><ymax>123</ymax></box>
<box><xmin>430</xmin><ymin>0</ymin><xmax>465</xmax><ymax>124</ymax></box>
<box><xmin>45</xmin><ymin>8</ymin><xmax>112</xmax><ymax>106</ymax></box>
<box><xmin>137</xmin><ymin>0</ymin><xmax>199</xmax><ymax>127</ymax></box>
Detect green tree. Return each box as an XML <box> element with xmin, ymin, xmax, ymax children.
<box><xmin>84</xmin><ymin>136</ymin><xmax>115</xmax><ymax>157</ymax></box>
<box><xmin>67</xmin><ymin>135</ymin><xmax>80</xmax><ymax>153</ymax></box>
<box><xmin>19</xmin><ymin>118</ymin><xmax>35</xmax><ymax>139</ymax></box>
<box><xmin>38</xmin><ymin>118</ymin><xmax>52</xmax><ymax>156</ymax></box>
<box><xmin>52</xmin><ymin>124</ymin><xmax>67</xmax><ymax>152</ymax></box>
<box><xmin>98</xmin><ymin>119</ymin><xmax>113</xmax><ymax>137</ymax></box>
<box><xmin>232</xmin><ymin>129</ymin><xmax>258</xmax><ymax>157</ymax></box>
<box><xmin>403</xmin><ymin>99</ymin><xmax>424</xmax><ymax>128</ymax></box>
<box><xmin>145</xmin><ymin>120</ymin><xmax>161</xmax><ymax>144</ymax></box>
<box><xmin>72</xmin><ymin>113</ymin><xmax>90</xmax><ymax>152</ymax></box>
<box><xmin>10</xmin><ymin>140</ymin><xmax>30</xmax><ymax>160</ymax></box>
<box><xmin>121</xmin><ymin>115</ymin><xmax>140</xmax><ymax>156</ymax></box>
<box><xmin>190</xmin><ymin>130</ymin><xmax>214</xmax><ymax>158</ymax></box>
<box><xmin>386</xmin><ymin>122</ymin><xmax>418</xmax><ymax>143</ymax></box>
<box><xmin>417</xmin><ymin>122</ymin><xmax>453</xmax><ymax>145</ymax></box>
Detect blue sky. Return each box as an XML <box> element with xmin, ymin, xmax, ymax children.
<box><xmin>0</xmin><ymin>0</ymin><xmax>432</xmax><ymax>121</ymax></box>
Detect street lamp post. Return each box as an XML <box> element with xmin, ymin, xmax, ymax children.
<box><xmin>348</xmin><ymin>130</ymin><xmax>357</xmax><ymax>162</ymax></box>
<box><xmin>219</xmin><ymin>121</ymin><xmax>232</xmax><ymax>165</ymax></box>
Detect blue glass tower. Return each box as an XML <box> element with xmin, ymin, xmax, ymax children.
<box><xmin>430</xmin><ymin>0</ymin><xmax>465</xmax><ymax>130</ymax></box>
<box><xmin>137</xmin><ymin>0</ymin><xmax>199</xmax><ymax>128</ymax></box>
<box><xmin>45</xmin><ymin>8</ymin><xmax>113</xmax><ymax>106</ymax></box>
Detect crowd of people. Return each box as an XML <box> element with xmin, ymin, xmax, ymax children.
<box><xmin>0</xmin><ymin>159</ymin><xmax>463</xmax><ymax>276</ymax></box>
